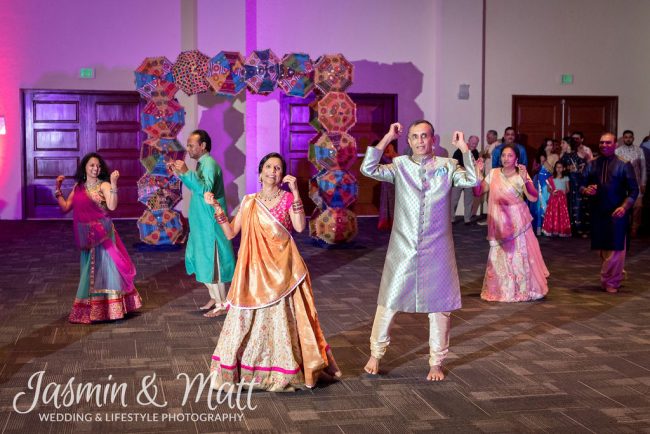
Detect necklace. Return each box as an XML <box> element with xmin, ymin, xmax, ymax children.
<box><xmin>258</xmin><ymin>188</ymin><xmax>282</xmax><ymax>203</ymax></box>
<box><xmin>85</xmin><ymin>179</ymin><xmax>101</xmax><ymax>191</ymax></box>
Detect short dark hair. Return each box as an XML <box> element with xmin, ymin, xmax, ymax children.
<box><xmin>501</xmin><ymin>143</ymin><xmax>520</xmax><ymax>161</ymax></box>
<box><xmin>191</xmin><ymin>129</ymin><xmax>212</xmax><ymax>152</ymax></box>
<box><xmin>75</xmin><ymin>152</ymin><xmax>110</xmax><ymax>183</ymax></box>
<box><xmin>504</xmin><ymin>126</ymin><xmax>515</xmax><ymax>134</ymax></box>
<box><xmin>487</xmin><ymin>129</ymin><xmax>498</xmax><ymax>136</ymax></box>
<box><xmin>258</xmin><ymin>152</ymin><xmax>287</xmax><ymax>177</ymax></box>
<box><xmin>571</xmin><ymin>131</ymin><xmax>584</xmax><ymax>139</ymax></box>
<box><xmin>407</xmin><ymin>120</ymin><xmax>435</xmax><ymax>136</ymax></box>
<box><xmin>623</xmin><ymin>129</ymin><xmax>634</xmax><ymax>136</ymax></box>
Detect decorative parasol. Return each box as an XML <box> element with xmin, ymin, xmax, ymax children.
<box><xmin>308</xmin><ymin>132</ymin><xmax>357</xmax><ymax>171</ymax></box>
<box><xmin>314</xmin><ymin>54</ymin><xmax>354</xmax><ymax>94</ymax></box>
<box><xmin>278</xmin><ymin>53</ymin><xmax>314</xmax><ymax>97</ymax></box>
<box><xmin>317</xmin><ymin>92</ymin><xmax>357</xmax><ymax>133</ymax></box>
<box><xmin>206</xmin><ymin>51</ymin><xmax>246</xmax><ymax>96</ymax></box>
<box><xmin>314</xmin><ymin>170</ymin><xmax>358</xmax><ymax>208</ymax></box>
<box><xmin>143</xmin><ymin>119</ymin><xmax>183</xmax><ymax>138</ymax></box>
<box><xmin>137</xmin><ymin>173</ymin><xmax>182</xmax><ymax>210</ymax></box>
<box><xmin>143</xmin><ymin>98</ymin><xmax>184</xmax><ymax>119</ymax></box>
<box><xmin>137</xmin><ymin>78</ymin><xmax>178</xmax><ymax>101</ymax></box>
<box><xmin>312</xmin><ymin>207</ymin><xmax>358</xmax><ymax>244</ymax></box>
<box><xmin>140</xmin><ymin>138</ymin><xmax>185</xmax><ymax>176</ymax></box>
<box><xmin>141</xmin><ymin>101</ymin><xmax>185</xmax><ymax>130</ymax></box>
<box><xmin>134</xmin><ymin>56</ymin><xmax>175</xmax><ymax>92</ymax></box>
<box><xmin>244</xmin><ymin>49</ymin><xmax>280</xmax><ymax>95</ymax></box>
<box><xmin>137</xmin><ymin>209</ymin><xmax>184</xmax><ymax>245</ymax></box>
<box><xmin>172</xmin><ymin>50</ymin><xmax>210</xmax><ymax>95</ymax></box>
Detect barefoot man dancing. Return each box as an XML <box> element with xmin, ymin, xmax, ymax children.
<box><xmin>360</xmin><ymin>120</ymin><xmax>478</xmax><ymax>381</ymax></box>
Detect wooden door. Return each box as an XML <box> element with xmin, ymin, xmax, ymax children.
<box><xmin>513</xmin><ymin>95</ymin><xmax>617</xmax><ymax>157</ymax></box>
<box><xmin>280</xmin><ymin>93</ymin><xmax>397</xmax><ymax>216</ymax></box>
<box><xmin>23</xmin><ymin>90</ymin><xmax>145</xmax><ymax>219</ymax></box>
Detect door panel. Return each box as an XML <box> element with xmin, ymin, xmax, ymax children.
<box><xmin>24</xmin><ymin>89</ymin><xmax>145</xmax><ymax>219</ymax></box>
<box><xmin>513</xmin><ymin>95</ymin><xmax>617</xmax><ymax>158</ymax></box>
<box><xmin>280</xmin><ymin>93</ymin><xmax>396</xmax><ymax>216</ymax></box>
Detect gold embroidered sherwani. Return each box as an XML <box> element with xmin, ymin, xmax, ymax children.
<box><xmin>361</xmin><ymin>147</ymin><xmax>477</xmax><ymax>313</ymax></box>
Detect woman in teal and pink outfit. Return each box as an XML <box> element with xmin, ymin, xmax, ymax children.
<box><xmin>54</xmin><ymin>153</ymin><xmax>142</xmax><ymax>324</ymax></box>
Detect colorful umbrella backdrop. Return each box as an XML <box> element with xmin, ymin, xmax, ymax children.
<box><xmin>278</xmin><ymin>53</ymin><xmax>314</xmax><ymax>97</ymax></box>
<box><xmin>309</xmin><ymin>132</ymin><xmax>357</xmax><ymax>171</ymax></box>
<box><xmin>206</xmin><ymin>51</ymin><xmax>246</xmax><ymax>96</ymax></box>
<box><xmin>314</xmin><ymin>54</ymin><xmax>353</xmax><ymax>94</ymax></box>
<box><xmin>312</xmin><ymin>207</ymin><xmax>358</xmax><ymax>244</ymax></box>
<box><xmin>172</xmin><ymin>50</ymin><xmax>210</xmax><ymax>95</ymax></box>
<box><xmin>244</xmin><ymin>49</ymin><xmax>280</xmax><ymax>95</ymax></box>
<box><xmin>309</xmin><ymin>98</ymin><xmax>324</xmax><ymax>132</ymax></box>
<box><xmin>314</xmin><ymin>169</ymin><xmax>358</xmax><ymax>208</ymax></box>
<box><xmin>317</xmin><ymin>92</ymin><xmax>357</xmax><ymax>133</ymax></box>
<box><xmin>308</xmin><ymin>170</ymin><xmax>327</xmax><ymax>210</ymax></box>
<box><xmin>137</xmin><ymin>209</ymin><xmax>185</xmax><ymax>245</ymax></box>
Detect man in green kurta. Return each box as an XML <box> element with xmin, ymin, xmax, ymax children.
<box><xmin>172</xmin><ymin>130</ymin><xmax>235</xmax><ymax>317</ymax></box>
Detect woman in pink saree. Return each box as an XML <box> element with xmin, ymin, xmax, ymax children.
<box><xmin>474</xmin><ymin>145</ymin><xmax>549</xmax><ymax>302</ymax></box>
<box><xmin>54</xmin><ymin>153</ymin><xmax>142</xmax><ymax>323</ymax></box>
<box><xmin>205</xmin><ymin>153</ymin><xmax>341</xmax><ymax>391</ymax></box>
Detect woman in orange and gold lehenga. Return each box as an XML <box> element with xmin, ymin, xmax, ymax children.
<box><xmin>204</xmin><ymin>152</ymin><xmax>341</xmax><ymax>391</ymax></box>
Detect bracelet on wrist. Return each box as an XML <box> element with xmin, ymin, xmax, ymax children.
<box><xmin>214</xmin><ymin>212</ymin><xmax>228</xmax><ymax>224</ymax></box>
<box><xmin>54</xmin><ymin>190</ymin><xmax>63</xmax><ymax>199</ymax></box>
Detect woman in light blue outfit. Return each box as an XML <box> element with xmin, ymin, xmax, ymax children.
<box><xmin>530</xmin><ymin>139</ymin><xmax>558</xmax><ymax>234</ymax></box>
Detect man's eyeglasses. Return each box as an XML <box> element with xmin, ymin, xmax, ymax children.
<box><xmin>599</xmin><ymin>140</ymin><xmax>614</xmax><ymax>145</ymax></box>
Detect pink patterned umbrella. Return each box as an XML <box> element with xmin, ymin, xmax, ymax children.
<box><xmin>244</xmin><ymin>49</ymin><xmax>280</xmax><ymax>95</ymax></box>
<box><xmin>172</xmin><ymin>50</ymin><xmax>210</xmax><ymax>95</ymax></box>
<box><xmin>207</xmin><ymin>51</ymin><xmax>246</xmax><ymax>96</ymax></box>
<box><xmin>317</xmin><ymin>92</ymin><xmax>357</xmax><ymax>133</ymax></box>
<box><xmin>314</xmin><ymin>54</ymin><xmax>354</xmax><ymax>94</ymax></box>
<box><xmin>278</xmin><ymin>53</ymin><xmax>314</xmax><ymax>97</ymax></box>
<box><xmin>135</xmin><ymin>56</ymin><xmax>175</xmax><ymax>92</ymax></box>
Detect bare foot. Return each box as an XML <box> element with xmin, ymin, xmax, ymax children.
<box><xmin>364</xmin><ymin>356</ymin><xmax>380</xmax><ymax>375</ymax></box>
<box><xmin>199</xmin><ymin>299</ymin><xmax>217</xmax><ymax>310</ymax></box>
<box><xmin>427</xmin><ymin>365</ymin><xmax>445</xmax><ymax>381</ymax></box>
<box><xmin>203</xmin><ymin>304</ymin><xmax>228</xmax><ymax>317</ymax></box>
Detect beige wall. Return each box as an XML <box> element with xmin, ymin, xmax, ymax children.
<box><xmin>485</xmin><ymin>0</ymin><xmax>650</xmax><ymax>140</ymax></box>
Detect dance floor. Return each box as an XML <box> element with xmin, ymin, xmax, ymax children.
<box><xmin>0</xmin><ymin>218</ymin><xmax>648</xmax><ymax>433</ymax></box>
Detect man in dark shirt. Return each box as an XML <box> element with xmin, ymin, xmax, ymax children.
<box><xmin>491</xmin><ymin>127</ymin><xmax>528</xmax><ymax>169</ymax></box>
<box><xmin>451</xmin><ymin>135</ymin><xmax>480</xmax><ymax>223</ymax></box>
<box><xmin>582</xmin><ymin>132</ymin><xmax>639</xmax><ymax>293</ymax></box>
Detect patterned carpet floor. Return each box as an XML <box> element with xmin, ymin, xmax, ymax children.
<box><xmin>0</xmin><ymin>218</ymin><xmax>648</xmax><ymax>433</ymax></box>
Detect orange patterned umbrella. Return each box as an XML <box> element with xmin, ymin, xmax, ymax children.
<box><xmin>312</xmin><ymin>207</ymin><xmax>358</xmax><ymax>244</ymax></box>
<box><xmin>207</xmin><ymin>51</ymin><xmax>246</xmax><ymax>96</ymax></box>
<box><xmin>317</xmin><ymin>92</ymin><xmax>357</xmax><ymax>133</ymax></box>
<box><xmin>172</xmin><ymin>50</ymin><xmax>210</xmax><ymax>95</ymax></box>
<box><xmin>314</xmin><ymin>54</ymin><xmax>353</xmax><ymax>94</ymax></box>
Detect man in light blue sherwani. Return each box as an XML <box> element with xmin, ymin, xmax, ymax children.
<box><xmin>360</xmin><ymin>120</ymin><xmax>478</xmax><ymax>381</ymax></box>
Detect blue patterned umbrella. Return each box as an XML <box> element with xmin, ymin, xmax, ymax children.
<box><xmin>137</xmin><ymin>209</ymin><xmax>184</xmax><ymax>245</ymax></box>
<box><xmin>134</xmin><ymin>56</ymin><xmax>175</xmax><ymax>94</ymax></box>
<box><xmin>244</xmin><ymin>49</ymin><xmax>280</xmax><ymax>95</ymax></box>
<box><xmin>315</xmin><ymin>170</ymin><xmax>358</xmax><ymax>208</ymax></box>
<box><xmin>141</xmin><ymin>101</ymin><xmax>185</xmax><ymax>130</ymax></box>
<box><xmin>278</xmin><ymin>53</ymin><xmax>314</xmax><ymax>97</ymax></box>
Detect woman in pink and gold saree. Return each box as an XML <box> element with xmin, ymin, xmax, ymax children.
<box><xmin>54</xmin><ymin>153</ymin><xmax>142</xmax><ymax>324</ymax></box>
<box><xmin>474</xmin><ymin>145</ymin><xmax>549</xmax><ymax>302</ymax></box>
<box><xmin>205</xmin><ymin>153</ymin><xmax>341</xmax><ymax>391</ymax></box>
